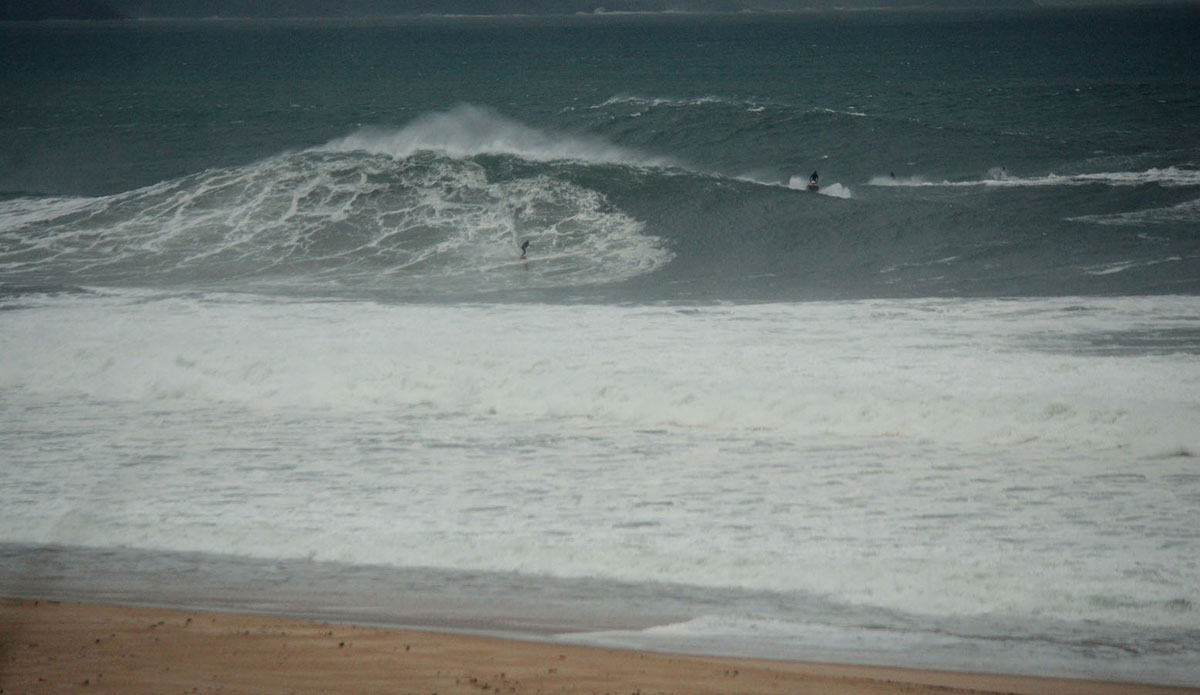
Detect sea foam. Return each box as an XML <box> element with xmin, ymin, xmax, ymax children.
<box><xmin>320</xmin><ymin>103</ymin><xmax>675</xmax><ymax>168</ymax></box>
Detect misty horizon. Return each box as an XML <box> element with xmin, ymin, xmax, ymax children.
<box><xmin>6</xmin><ymin>0</ymin><xmax>1199</xmax><ymax>21</ymax></box>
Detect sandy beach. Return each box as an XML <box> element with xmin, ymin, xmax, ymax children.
<box><xmin>2</xmin><ymin>598</ymin><xmax>1195</xmax><ymax>695</ymax></box>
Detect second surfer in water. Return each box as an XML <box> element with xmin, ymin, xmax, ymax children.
<box><xmin>520</xmin><ymin>240</ymin><xmax>530</xmax><ymax>259</ymax></box>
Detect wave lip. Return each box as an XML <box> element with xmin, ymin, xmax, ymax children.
<box><xmin>320</xmin><ymin>103</ymin><xmax>676</xmax><ymax>168</ymax></box>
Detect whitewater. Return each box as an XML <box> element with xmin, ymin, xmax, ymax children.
<box><xmin>3</xmin><ymin>7</ymin><xmax>1200</xmax><ymax>687</ymax></box>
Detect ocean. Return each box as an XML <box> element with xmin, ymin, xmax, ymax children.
<box><xmin>2</xmin><ymin>5</ymin><xmax>1199</xmax><ymax>686</ymax></box>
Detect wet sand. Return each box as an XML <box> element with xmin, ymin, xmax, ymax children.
<box><xmin>2</xmin><ymin>598</ymin><xmax>1196</xmax><ymax>695</ymax></box>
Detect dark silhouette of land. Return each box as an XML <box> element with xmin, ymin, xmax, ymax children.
<box><xmin>1</xmin><ymin>0</ymin><xmax>125</xmax><ymax>19</ymax></box>
<box><xmin>8</xmin><ymin>0</ymin><xmax>1038</xmax><ymax>21</ymax></box>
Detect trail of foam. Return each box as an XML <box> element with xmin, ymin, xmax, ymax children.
<box><xmin>1070</xmin><ymin>198</ymin><xmax>1200</xmax><ymax>227</ymax></box>
<box><xmin>588</xmin><ymin>95</ymin><xmax>869</xmax><ymax>119</ymax></box>
<box><xmin>591</xmin><ymin>94</ymin><xmax>737</xmax><ymax>110</ymax></box>
<box><xmin>868</xmin><ymin>166</ymin><xmax>1200</xmax><ymax>189</ymax></box>
<box><xmin>812</xmin><ymin>106</ymin><xmax>868</xmax><ymax>118</ymax></box>
<box><xmin>1083</xmin><ymin>257</ymin><xmax>1185</xmax><ymax>276</ymax></box>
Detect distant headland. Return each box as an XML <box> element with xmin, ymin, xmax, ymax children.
<box><xmin>1</xmin><ymin>0</ymin><xmax>125</xmax><ymax>20</ymax></box>
<box><xmin>5</xmin><ymin>0</ymin><xmax>1046</xmax><ymax>21</ymax></box>
<box><xmin>10</xmin><ymin>0</ymin><xmax>1200</xmax><ymax>21</ymax></box>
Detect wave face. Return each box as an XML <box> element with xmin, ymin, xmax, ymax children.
<box><xmin>0</xmin><ymin>107</ymin><xmax>674</xmax><ymax>299</ymax></box>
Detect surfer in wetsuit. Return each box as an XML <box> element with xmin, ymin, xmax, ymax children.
<box><xmin>809</xmin><ymin>171</ymin><xmax>819</xmax><ymax>186</ymax></box>
<box><xmin>520</xmin><ymin>240</ymin><xmax>530</xmax><ymax>260</ymax></box>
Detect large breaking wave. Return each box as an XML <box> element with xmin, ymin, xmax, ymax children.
<box><xmin>0</xmin><ymin>105</ymin><xmax>675</xmax><ymax>298</ymax></box>
<box><xmin>4</xmin><ymin>103</ymin><xmax>1200</xmax><ymax>301</ymax></box>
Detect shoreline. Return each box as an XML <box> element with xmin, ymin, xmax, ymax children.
<box><xmin>5</xmin><ymin>542</ymin><xmax>1198</xmax><ymax>687</ymax></box>
<box><xmin>3</xmin><ymin>598</ymin><xmax>1197</xmax><ymax>695</ymax></box>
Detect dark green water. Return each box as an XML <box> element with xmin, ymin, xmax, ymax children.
<box><xmin>3</xmin><ymin>8</ymin><xmax>1199</xmax><ymax>300</ymax></box>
